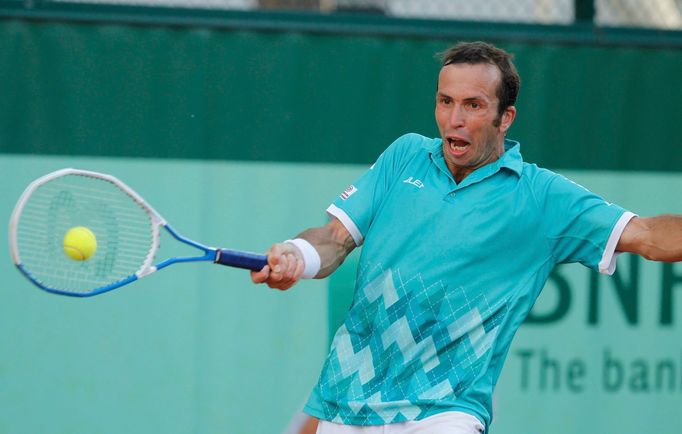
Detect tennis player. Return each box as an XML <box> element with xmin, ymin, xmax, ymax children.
<box><xmin>252</xmin><ymin>41</ymin><xmax>682</xmax><ymax>434</ymax></box>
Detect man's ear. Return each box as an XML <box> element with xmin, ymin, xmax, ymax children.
<box><xmin>499</xmin><ymin>106</ymin><xmax>516</xmax><ymax>133</ymax></box>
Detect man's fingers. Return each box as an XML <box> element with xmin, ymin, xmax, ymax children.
<box><xmin>270</xmin><ymin>253</ymin><xmax>288</xmax><ymax>282</ymax></box>
<box><xmin>283</xmin><ymin>252</ymin><xmax>300</xmax><ymax>280</ymax></box>
<box><xmin>250</xmin><ymin>242</ymin><xmax>305</xmax><ymax>291</ymax></box>
<box><xmin>293</xmin><ymin>253</ymin><xmax>305</xmax><ymax>280</ymax></box>
<box><xmin>268</xmin><ymin>245</ymin><xmax>283</xmax><ymax>273</ymax></box>
<box><xmin>250</xmin><ymin>265</ymin><xmax>270</xmax><ymax>284</ymax></box>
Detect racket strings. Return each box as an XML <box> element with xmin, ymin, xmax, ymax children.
<box><xmin>15</xmin><ymin>174</ymin><xmax>158</xmax><ymax>294</ymax></box>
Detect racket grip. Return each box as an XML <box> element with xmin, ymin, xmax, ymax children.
<box><xmin>215</xmin><ymin>249</ymin><xmax>268</xmax><ymax>271</ymax></box>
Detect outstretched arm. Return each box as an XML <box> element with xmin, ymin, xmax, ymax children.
<box><xmin>617</xmin><ymin>215</ymin><xmax>682</xmax><ymax>262</ymax></box>
<box><xmin>250</xmin><ymin>217</ymin><xmax>357</xmax><ymax>290</ymax></box>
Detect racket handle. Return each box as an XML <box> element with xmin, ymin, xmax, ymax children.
<box><xmin>215</xmin><ymin>249</ymin><xmax>268</xmax><ymax>271</ymax></box>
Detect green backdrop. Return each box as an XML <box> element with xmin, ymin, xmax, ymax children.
<box><xmin>2</xmin><ymin>18</ymin><xmax>682</xmax><ymax>171</ymax></box>
<box><xmin>1</xmin><ymin>12</ymin><xmax>681</xmax><ymax>434</ymax></box>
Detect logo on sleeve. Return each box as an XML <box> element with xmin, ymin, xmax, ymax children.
<box><xmin>341</xmin><ymin>185</ymin><xmax>358</xmax><ymax>200</ymax></box>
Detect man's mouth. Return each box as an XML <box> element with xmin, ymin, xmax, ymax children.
<box><xmin>447</xmin><ymin>137</ymin><xmax>470</xmax><ymax>155</ymax></box>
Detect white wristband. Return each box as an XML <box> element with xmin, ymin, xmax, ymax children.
<box><xmin>283</xmin><ymin>238</ymin><xmax>321</xmax><ymax>279</ymax></box>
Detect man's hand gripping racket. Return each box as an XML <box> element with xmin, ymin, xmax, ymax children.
<box><xmin>250</xmin><ymin>243</ymin><xmax>306</xmax><ymax>291</ymax></box>
<box><xmin>8</xmin><ymin>168</ymin><xmax>270</xmax><ymax>297</ymax></box>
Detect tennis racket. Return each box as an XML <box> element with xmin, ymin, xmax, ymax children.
<box><xmin>8</xmin><ymin>168</ymin><xmax>268</xmax><ymax>297</ymax></box>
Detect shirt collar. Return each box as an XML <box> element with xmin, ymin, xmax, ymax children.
<box><xmin>425</xmin><ymin>137</ymin><xmax>524</xmax><ymax>179</ymax></box>
<box><xmin>498</xmin><ymin>139</ymin><xmax>523</xmax><ymax>176</ymax></box>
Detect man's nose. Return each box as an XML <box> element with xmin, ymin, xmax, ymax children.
<box><xmin>449</xmin><ymin>105</ymin><xmax>466</xmax><ymax>128</ymax></box>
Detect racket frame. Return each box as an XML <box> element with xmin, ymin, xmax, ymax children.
<box><xmin>9</xmin><ymin>168</ymin><xmax>266</xmax><ymax>297</ymax></box>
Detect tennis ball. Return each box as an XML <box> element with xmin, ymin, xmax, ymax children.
<box><xmin>63</xmin><ymin>226</ymin><xmax>97</xmax><ymax>261</ymax></box>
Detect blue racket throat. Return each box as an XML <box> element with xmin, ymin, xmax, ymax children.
<box><xmin>155</xmin><ymin>223</ymin><xmax>216</xmax><ymax>270</ymax></box>
<box><xmin>161</xmin><ymin>223</ymin><xmax>267</xmax><ymax>271</ymax></box>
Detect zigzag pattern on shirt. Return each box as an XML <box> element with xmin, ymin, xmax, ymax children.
<box><xmin>318</xmin><ymin>265</ymin><xmax>509</xmax><ymax>424</ymax></box>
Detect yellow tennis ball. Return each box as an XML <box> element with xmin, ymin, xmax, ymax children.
<box><xmin>63</xmin><ymin>226</ymin><xmax>97</xmax><ymax>261</ymax></box>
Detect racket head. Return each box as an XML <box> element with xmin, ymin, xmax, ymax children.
<box><xmin>9</xmin><ymin>168</ymin><xmax>164</xmax><ymax>297</ymax></box>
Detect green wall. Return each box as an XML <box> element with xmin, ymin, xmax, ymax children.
<box><xmin>1</xmin><ymin>12</ymin><xmax>682</xmax><ymax>434</ymax></box>
<box><xmin>1</xmin><ymin>19</ymin><xmax>682</xmax><ymax>170</ymax></box>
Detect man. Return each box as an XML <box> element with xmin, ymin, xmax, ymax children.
<box><xmin>252</xmin><ymin>41</ymin><xmax>682</xmax><ymax>434</ymax></box>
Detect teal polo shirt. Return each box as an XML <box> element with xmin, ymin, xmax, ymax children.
<box><xmin>304</xmin><ymin>133</ymin><xmax>633</xmax><ymax>430</ymax></box>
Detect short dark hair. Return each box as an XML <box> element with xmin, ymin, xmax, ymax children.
<box><xmin>440</xmin><ymin>41</ymin><xmax>521</xmax><ymax>120</ymax></box>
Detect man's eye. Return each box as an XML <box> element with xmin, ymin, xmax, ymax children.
<box><xmin>439</xmin><ymin>97</ymin><xmax>451</xmax><ymax>105</ymax></box>
<box><xmin>466</xmin><ymin>102</ymin><xmax>481</xmax><ymax>110</ymax></box>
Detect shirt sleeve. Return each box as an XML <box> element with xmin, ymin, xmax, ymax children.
<box><xmin>533</xmin><ymin>169</ymin><xmax>635</xmax><ymax>275</ymax></box>
<box><xmin>326</xmin><ymin>134</ymin><xmax>421</xmax><ymax>246</ymax></box>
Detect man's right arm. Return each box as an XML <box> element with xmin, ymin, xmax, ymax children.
<box><xmin>250</xmin><ymin>217</ymin><xmax>356</xmax><ymax>291</ymax></box>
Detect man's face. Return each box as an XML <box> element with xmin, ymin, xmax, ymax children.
<box><xmin>435</xmin><ymin>63</ymin><xmax>516</xmax><ymax>182</ymax></box>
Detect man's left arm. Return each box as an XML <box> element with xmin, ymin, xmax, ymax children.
<box><xmin>617</xmin><ymin>215</ymin><xmax>682</xmax><ymax>262</ymax></box>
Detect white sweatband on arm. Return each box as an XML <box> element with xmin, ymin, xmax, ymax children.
<box><xmin>283</xmin><ymin>238</ymin><xmax>321</xmax><ymax>279</ymax></box>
